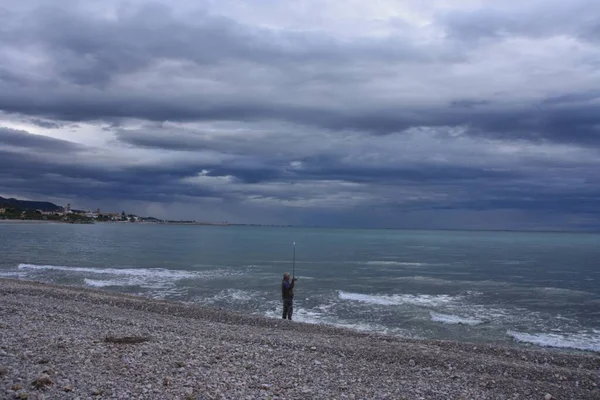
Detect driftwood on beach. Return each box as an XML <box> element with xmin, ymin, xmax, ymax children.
<box><xmin>0</xmin><ymin>278</ymin><xmax>599</xmax><ymax>399</ymax></box>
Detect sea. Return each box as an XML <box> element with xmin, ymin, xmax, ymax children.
<box><xmin>1</xmin><ymin>222</ymin><xmax>599</xmax><ymax>353</ymax></box>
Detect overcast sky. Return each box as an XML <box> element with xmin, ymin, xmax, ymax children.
<box><xmin>1</xmin><ymin>0</ymin><xmax>599</xmax><ymax>230</ymax></box>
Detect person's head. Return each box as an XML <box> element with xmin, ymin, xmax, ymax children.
<box><xmin>283</xmin><ymin>272</ymin><xmax>290</xmax><ymax>281</ymax></box>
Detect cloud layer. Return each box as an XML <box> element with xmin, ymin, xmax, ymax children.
<box><xmin>1</xmin><ymin>0</ymin><xmax>599</xmax><ymax>229</ymax></box>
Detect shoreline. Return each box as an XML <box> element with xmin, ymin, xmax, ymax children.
<box><xmin>1</xmin><ymin>279</ymin><xmax>599</xmax><ymax>399</ymax></box>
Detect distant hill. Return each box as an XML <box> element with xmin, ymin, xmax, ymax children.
<box><xmin>0</xmin><ymin>196</ymin><xmax>63</xmax><ymax>212</ymax></box>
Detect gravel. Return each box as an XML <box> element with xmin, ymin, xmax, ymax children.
<box><xmin>1</xmin><ymin>278</ymin><xmax>599</xmax><ymax>399</ymax></box>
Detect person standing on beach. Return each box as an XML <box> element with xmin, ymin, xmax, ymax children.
<box><xmin>282</xmin><ymin>272</ymin><xmax>297</xmax><ymax>320</ymax></box>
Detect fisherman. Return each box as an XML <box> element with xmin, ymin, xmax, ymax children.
<box><xmin>281</xmin><ymin>272</ymin><xmax>297</xmax><ymax>320</ymax></box>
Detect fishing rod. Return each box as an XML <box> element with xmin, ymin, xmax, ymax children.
<box><xmin>292</xmin><ymin>241</ymin><xmax>296</xmax><ymax>278</ymax></box>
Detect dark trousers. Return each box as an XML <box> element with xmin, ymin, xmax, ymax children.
<box><xmin>282</xmin><ymin>299</ymin><xmax>293</xmax><ymax>320</ymax></box>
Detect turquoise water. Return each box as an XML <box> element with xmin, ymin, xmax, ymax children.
<box><xmin>1</xmin><ymin>223</ymin><xmax>599</xmax><ymax>352</ymax></box>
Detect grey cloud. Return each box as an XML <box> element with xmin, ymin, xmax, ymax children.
<box><xmin>28</xmin><ymin>119</ymin><xmax>65</xmax><ymax>129</ymax></box>
<box><xmin>0</xmin><ymin>127</ymin><xmax>82</xmax><ymax>151</ymax></box>
<box><xmin>0</xmin><ymin>148</ymin><xmax>220</xmax><ymax>202</ymax></box>
<box><xmin>0</xmin><ymin>1</ymin><xmax>598</xmax><ymax>146</ymax></box>
<box><xmin>440</xmin><ymin>1</ymin><xmax>600</xmax><ymax>43</ymax></box>
<box><xmin>1</xmin><ymin>3</ymin><xmax>457</xmax><ymax>86</ymax></box>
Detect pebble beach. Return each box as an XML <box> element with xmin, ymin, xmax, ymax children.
<box><xmin>1</xmin><ymin>278</ymin><xmax>599</xmax><ymax>400</ymax></box>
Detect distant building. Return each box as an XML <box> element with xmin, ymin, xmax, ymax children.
<box><xmin>85</xmin><ymin>211</ymin><xmax>100</xmax><ymax>219</ymax></box>
<box><xmin>0</xmin><ymin>208</ymin><xmax>6</xmax><ymax>214</ymax></box>
<box><xmin>63</xmin><ymin>203</ymin><xmax>72</xmax><ymax>215</ymax></box>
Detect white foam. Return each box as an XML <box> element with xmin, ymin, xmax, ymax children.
<box><xmin>83</xmin><ymin>278</ymin><xmax>116</xmax><ymax>288</ymax></box>
<box><xmin>18</xmin><ymin>263</ymin><xmax>198</xmax><ymax>279</ymax></box>
<box><xmin>507</xmin><ymin>330</ymin><xmax>600</xmax><ymax>352</ymax></box>
<box><xmin>366</xmin><ymin>261</ymin><xmax>425</xmax><ymax>266</ymax></box>
<box><xmin>263</xmin><ymin>305</ymin><xmax>326</xmax><ymax>324</ymax></box>
<box><xmin>262</xmin><ymin>302</ymin><xmax>418</xmax><ymax>337</ymax></box>
<box><xmin>537</xmin><ymin>287</ymin><xmax>593</xmax><ymax>297</ymax></box>
<box><xmin>200</xmin><ymin>289</ymin><xmax>258</xmax><ymax>304</ymax></box>
<box><xmin>429</xmin><ymin>312</ymin><xmax>485</xmax><ymax>326</ymax></box>
<box><xmin>19</xmin><ymin>263</ymin><xmax>244</xmax><ymax>300</ymax></box>
<box><xmin>0</xmin><ymin>271</ymin><xmax>27</xmax><ymax>278</ymax></box>
<box><xmin>338</xmin><ymin>291</ymin><xmax>456</xmax><ymax>307</ymax></box>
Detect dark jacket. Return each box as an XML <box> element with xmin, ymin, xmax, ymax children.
<box><xmin>282</xmin><ymin>279</ymin><xmax>294</xmax><ymax>300</ymax></box>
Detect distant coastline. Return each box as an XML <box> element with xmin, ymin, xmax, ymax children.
<box><xmin>1</xmin><ymin>195</ymin><xmax>598</xmax><ymax>233</ymax></box>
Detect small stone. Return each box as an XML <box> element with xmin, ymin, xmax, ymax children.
<box><xmin>11</xmin><ymin>384</ymin><xmax>23</xmax><ymax>391</ymax></box>
<box><xmin>544</xmin><ymin>394</ymin><xmax>553</xmax><ymax>400</ymax></box>
<box><xmin>408</xmin><ymin>359</ymin><xmax>416</xmax><ymax>367</ymax></box>
<box><xmin>260</xmin><ymin>384</ymin><xmax>271</xmax><ymax>390</ymax></box>
<box><xmin>32</xmin><ymin>373</ymin><xmax>53</xmax><ymax>389</ymax></box>
<box><xmin>63</xmin><ymin>385</ymin><xmax>74</xmax><ymax>392</ymax></box>
<box><xmin>310</xmin><ymin>346</ymin><xmax>316</xmax><ymax>351</ymax></box>
<box><xmin>17</xmin><ymin>393</ymin><xmax>29</xmax><ymax>400</ymax></box>
<box><xmin>91</xmin><ymin>388</ymin><xmax>104</xmax><ymax>396</ymax></box>
<box><xmin>0</xmin><ymin>366</ymin><xmax>7</xmax><ymax>376</ymax></box>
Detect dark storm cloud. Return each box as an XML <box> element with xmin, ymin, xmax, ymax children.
<box><xmin>0</xmin><ymin>127</ymin><xmax>221</xmax><ymax>201</ymax></box>
<box><xmin>0</xmin><ymin>127</ymin><xmax>81</xmax><ymax>151</ymax></box>
<box><xmin>0</xmin><ymin>3</ymin><xmax>457</xmax><ymax>86</ymax></box>
<box><xmin>0</xmin><ymin>1</ymin><xmax>598</xmax><ymax>145</ymax></box>
<box><xmin>0</xmin><ymin>147</ymin><xmax>220</xmax><ymax>202</ymax></box>
<box><xmin>28</xmin><ymin>119</ymin><xmax>65</xmax><ymax>129</ymax></box>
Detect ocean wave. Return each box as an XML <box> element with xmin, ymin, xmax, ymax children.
<box><xmin>536</xmin><ymin>286</ymin><xmax>594</xmax><ymax>297</ymax></box>
<box><xmin>18</xmin><ymin>263</ymin><xmax>199</xmax><ymax>279</ymax></box>
<box><xmin>393</xmin><ymin>276</ymin><xmax>455</xmax><ymax>285</ymax></box>
<box><xmin>429</xmin><ymin>311</ymin><xmax>486</xmax><ymax>326</ymax></box>
<box><xmin>199</xmin><ymin>289</ymin><xmax>260</xmax><ymax>304</ymax></box>
<box><xmin>491</xmin><ymin>260</ymin><xmax>531</xmax><ymax>265</ymax></box>
<box><xmin>18</xmin><ymin>263</ymin><xmax>244</xmax><ymax>280</ymax></box>
<box><xmin>83</xmin><ymin>278</ymin><xmax>117</xmax><ymax>288</ymax></box>
<box><xmin>338</xmin><ymin>291</ymin><xmax>456</xmax><ymax>307</ymax></box>
<box><xmin>507</xmin><ymin>330</ymin><xmax>600</xmax><ymax>352</ymax></box>
<box><xmin>365</xmin><ymin>261</ymin><xmax>426</xmax><ymax>266</ymax></box>
<box><xmin>262</xmin><ymin>301</ymin><xmax>329</xmax><ymax>324</ymax></box>
<box><xmin>18</xmin><ymin>263</ymin><xmax>246</xmax><ymax>298</ymax></box>
<box><xmin>0</xmin><ymin>271</ymin><xmax>28</xmax><ymax>278</ymax></box>
<box><xmin>262</xmin><ymin>302</ymin><xmax>411</xmax><ymax>335</ymax></box>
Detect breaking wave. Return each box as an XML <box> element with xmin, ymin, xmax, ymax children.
<box><xmin>365</xmin><ymin>261</ymin><xmax>426</xmax><ymax>266</ymax></box>
<box><xmin>507</xmin><ymin>330</ymin><xmax>600</xmax><ymax>352</ymax></box>
<box><xmin>338</xmin><ymin>291</ymin><xmax>456</xmax><ymax>307</ymax></box>
<box><xmin>429</xmin><ymin>312</ymin><xmax>486</xmax><ymax>326</ymax></box>
<box><xmin>17</xmin><ymin>263</ymin><xmax>246</xmax><ymax>298</ymax></box>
